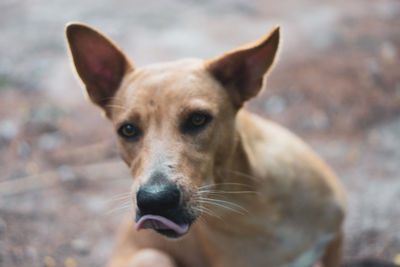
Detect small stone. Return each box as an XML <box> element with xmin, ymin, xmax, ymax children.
<box><xmin>365</xmin><ymin>58</ymin><xmax>382</xmax><ymax>85</ymax></box>
<box><xmin>38</xmin><ymin>132</ymin><xmax>65</xmax><ymax>151</ymax></box>
<box><xmin>85</xmin><ymin>196</ymin><xmax>105</xmax><ymax>213</ymax></box>
<box><xmin>71</xmin><ymin>238</ymin><xmax>90</xmax><ymax>255</ymax></box>
<box><xmin>25</xmin><ymin>246</ymin><xmax>38</xmax><ymax>260</ymax></box>
<box><xmin>345</xmin><ymin>147</ymin><xmax>360</xmax><ymax>165</ymax></box>
<box><xmin>43</xmin><ymin>256</ymin><xmax>56</xmax><ymax>267</ymax></box>
<box><xmin>264</xmin><ymin>95</ymin><xmax>287</xmax><ymax>114</ymax></box>
<box><xmin>32</xmin><ymin>104</ymin><xmax>64</xmax><ymax>123</ymax></box>
<box><xmin>0</xmin><ymin>120</ymin><xmax>17</xmax><ymax>140</ymax></box>
<box><xmin>64</xmin><ymin>257</ymin><xmax>77</xmax><ymax>267</ymax></box>
<box><xmin>58</xmin><ymin>165</ymin><xmax>77</xmax><ymax>182</ymax></box>
<box><xmin>310</xmin><ymin>30</ymin><xmax>341</xmax><ymax>50</ymax></box>
<box><xmin>381</xmin><ymin>41</ymin><xmax>397</xmax><ymax>64</ymax></box>
<box><xmin>394</xmin><ymin>254</ymin><xmax>400</xmax><ymax>265</ymax></box>
<box><xmin>311</xmin><ymin>112</ymin><xmax>330</xmax><ymax>131</ymax></box>
<box><xmin>58</xmin><ymin>165</ymin><xmax>85</xmax><ymax>190</ymax></box>
<box><xmin>299</xmin><ymin>112</ymin><xmax>329</xmax><ymax>131</ymax></box>
<box><xmin>25</xmin><ymin>161</ymin><xmax>40</xmax><ymax>175</ymax></box>
<box><xmin>17</xmin><ymin>141</ymin><xmax>31</xmax><ymax>159</ymax></box>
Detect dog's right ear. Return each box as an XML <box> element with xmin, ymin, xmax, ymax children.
<box><xmin>206</xmin><ymin>26</ymin><xmax>280</xmax><ymax>108</ymax></box>
<box><xmin>65</xmin><ymin>23</ymin><xmax>134</xmax><ymax>112</ymax></box>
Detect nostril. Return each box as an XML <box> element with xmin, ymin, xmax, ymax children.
<box><xmin>137</xmin><ymin>183</ymin><xmax>181</xmax><ymax>214</ymax></box>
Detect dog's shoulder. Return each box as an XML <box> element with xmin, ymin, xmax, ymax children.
<box><xmin>236</xmin><ymin>109</ymin><xmax>346</xmax><ymax>228</ymax></box>
<box><xmin>236</xmin><ymin>109</ymin><xmax>329</xmax><ymax>178</ymax></box>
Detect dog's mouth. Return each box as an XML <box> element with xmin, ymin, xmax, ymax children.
<box><xmin>135</xmin><ymin>214</ymin><xmax>190</xmax><ymax>238</ymax></box>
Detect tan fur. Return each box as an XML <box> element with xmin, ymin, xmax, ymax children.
<box><xmin>65</xmin><ymin>23</ymin><xmax>346</xmax><ymax>267</ymax></box>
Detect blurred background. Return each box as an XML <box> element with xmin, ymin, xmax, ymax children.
<box><xmin>1</xmin><ymin>0</ymin><xmax>400</xmax><ymax>266</ymax></box>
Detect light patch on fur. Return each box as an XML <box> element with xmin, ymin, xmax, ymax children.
<box><xmin>282</xmin><ymin>233</ymin><xmax>334</xmax><ymax>267</ymax></box>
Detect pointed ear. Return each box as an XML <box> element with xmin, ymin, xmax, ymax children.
<box><xmin>206</xmin><ymin>25</ymin><xmax>280</xmax><ymax>107</ymax></box>
<box><xmin>65</xmin><ymin>23</ymin><xmax>134</xmax><ymax>110</ymax></box>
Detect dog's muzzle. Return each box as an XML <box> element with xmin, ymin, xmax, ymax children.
<box><xmin>135</xmin><ymin>181</ymin><xmax>192</xmax><ymax>238</ymax></box>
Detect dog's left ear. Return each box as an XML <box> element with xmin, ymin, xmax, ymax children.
<box><xmin>206</xmin><ymin>25</ymin><xmax>280</xmax><ymax>107</ymax></box>
<box><xmin>65</xmin><ymin>22</ymin><xmax>134</xmax><ymax>111</ymax></box>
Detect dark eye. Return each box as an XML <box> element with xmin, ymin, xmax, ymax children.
<box><xmin>118</xmin><ymin>123</ymin><xmax>141</xmax><ymax>140</ymax></box>
<box><xmin>181</xmin><ymin>112</ymin><xmax>212</xmax><ymax>134</ymax></box>
<box><xmin>191</xmin><ymin>113</ymin><xmax>207</xmax><ymax>126</ymax></box>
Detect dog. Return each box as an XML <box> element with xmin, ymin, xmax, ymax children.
<box><xmin>65</xmin><ymin>22</ymin><xmax>346</xmax><ymax>267</ymax></box>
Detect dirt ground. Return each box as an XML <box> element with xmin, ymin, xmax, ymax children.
<box><xmin>1</xmin><ymin>0</ymin><xmax>400</xmax><ymax>266</ymax></box>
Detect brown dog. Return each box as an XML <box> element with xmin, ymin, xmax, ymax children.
<box><xmin>65</xmin><ymin>22</ymin><xmax>346</xmax><ymax>267</ymax></box>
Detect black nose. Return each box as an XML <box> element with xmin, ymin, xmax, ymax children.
<box><xmin>136</xmin><ymin>182</ymin><xmax>181</xmax><ymax>215</ymax></box>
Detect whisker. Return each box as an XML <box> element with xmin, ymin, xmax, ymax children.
<box><xmin>194</xmin><ymin>206</ymin><xmax>223</xmax><ymax>220</ymax></box>
<box><xmin>193</xmin><ymin>207</ymin><xmax>222</xmax><ymax>221</ymax></box>
<box><xmin>106</xmin><ymin>203</ymin><xmax>132</xmax><ymax>215</ymax></box>
<box><xmin>103</xmin><ymin>195</ymin><xmax>132</xmax><ymax>208</ymax></box>
<box><xmin>195</xmin><ymin>190</ymin><xmax>257</xmax><ymax>195</ymax></box>
<box><xmin>196</xmin><ymin>197</ymin><xmax>248</xmax><ymax>213</ymax></box>
<box><xmin>109</xmin><ymin>191</ymin><xmax>131</xmax><ymax>199</ymax></box>
<box><xmin>197</xmin><ymin>182</ymin><xmax>253</xmax><ymax>190</ymax></box>
<box><xmin>105</xmin><ymin>200</ymin><xmax>131</xmax><ymax>210</ymax></box>
<box><xmin>108</xmin><ymin>200</ymin><xmax>131</xmax><ymax>207</ymax></box>
<box><xmin>106</xmin><ymin>195</ymin><xmax>132</xmax><ymax>203</ymax></box>
<box><xmin>196</xmin><ymin>200</ymin><xmax>245</xmax><ymax>215</ymax></box>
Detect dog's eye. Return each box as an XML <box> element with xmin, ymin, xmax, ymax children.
<box><xmin>191</xmin><ymin>113</ymin><xmax>207</xmax><ymax>126</ymax></box>
<box><xmin>181</xmin><ymin>112</ymin><xmax>212</xmax><ymax>134</ymax></box>
<box><xmin>118</xmin><ymin>123</ymin><xmax>141</xmax><ymax>140</ymax></box>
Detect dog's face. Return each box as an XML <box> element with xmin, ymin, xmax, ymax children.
<box><xmin>110</xmin><ymin>60</ymin><xmax>238</xmax><ymax>237</ymax></box>
<box><xmin>66</xmin><ymin>23</ymin><xmax>279</xmax><ymax>238</ymax></box>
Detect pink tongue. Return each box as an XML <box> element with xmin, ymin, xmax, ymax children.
<box><xmin>136</xmin><ymin>215</ymin><xmax>189</xmax><ymax>235</ymax></box>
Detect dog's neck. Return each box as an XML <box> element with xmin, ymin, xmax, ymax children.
<box><xmin>221</xmin><ymin>110</ymin><xmax>258</xmax><ymax>186</ymax></box>
<box><xmin>200</xmin><ymin>110</ymin><xmax>266</xmax><ymax>232</ymax></box>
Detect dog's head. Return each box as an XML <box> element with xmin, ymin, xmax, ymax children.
<box><xmin>65</xmin><ymin>23</ymin><xmax>279</xmax><ymax>238</ymax></box>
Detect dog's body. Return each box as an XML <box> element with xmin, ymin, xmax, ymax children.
<box><xmin>66</xmin><ymin>23</ymin><xmax>346</xmax><ymax>267</ymax></box>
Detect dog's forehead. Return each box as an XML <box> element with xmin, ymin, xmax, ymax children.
<box><xmin>120</xmin><ymin>58</ymin><xmax>223</xmax><ymax>103</ymax></box>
